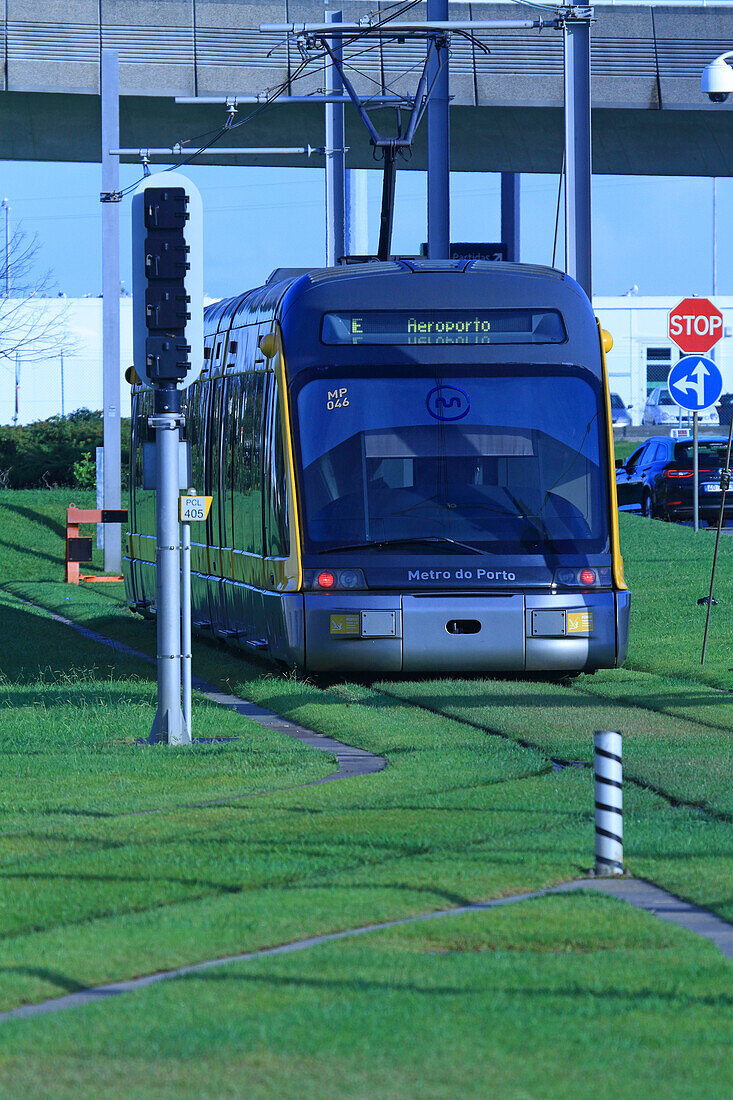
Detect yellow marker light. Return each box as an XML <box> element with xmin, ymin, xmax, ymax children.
<box><xmin>259</xmin><ymin>332</ymin><xmax>279</xmax><ymax>359</ymax></box>
<box><xmin>601</xmin><ymin>329</ymin><xmax>614</xmax><ymax>354</ymax></box>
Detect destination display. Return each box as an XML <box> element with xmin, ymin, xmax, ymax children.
<box><xmin>321</xmin><ymin>309</ymin><xmax>566</xmax><ymax>346</ymax></box>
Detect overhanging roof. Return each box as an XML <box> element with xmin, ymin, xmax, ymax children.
<box><xmin>0</xmin><ymin>1</ymin><xmax>731</xmax><ymax>175</ymax></box>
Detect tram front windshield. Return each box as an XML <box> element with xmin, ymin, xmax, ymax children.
<box><xmin>296</xmin><ymin>372</ymin><xmax>608</xmax><ymax>556</ymax></box>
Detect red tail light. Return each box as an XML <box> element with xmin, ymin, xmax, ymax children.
<box><xmin>317</xmin><ymin>571</ymin><xmax>335</xmax><ymax>589</ymax></box>
<box><xmin>665</xmin><ymin>469</ymin><xmax>694</xmax><ymax>478</ymax></box>
<box><xmin>579</xmin><ymin>568</ymin><xmax>596</xmax><ymax>585</ymax></box>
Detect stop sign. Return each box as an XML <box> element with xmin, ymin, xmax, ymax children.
<box><xmin>668</xmin><ymin>297</ymin><xmax>724</xmax><ymax>355</ymax></box>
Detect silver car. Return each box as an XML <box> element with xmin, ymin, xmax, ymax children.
<box><xmin>610</xmin><ymin>392</ymin><xmax>632</xmax><ymax>427</ymax></box>
<box><xmin>642</xmin><ymin>387</ymin><xmax>719</xmax><ymax>427</ymax></box>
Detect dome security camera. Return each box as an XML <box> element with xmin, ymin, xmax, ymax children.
<box><xmin>701</xmin><ymin>52</ymin><xmax>733</xmax><ymax>103</ymax></box>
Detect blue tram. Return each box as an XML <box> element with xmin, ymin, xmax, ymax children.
<box><xmin>124</xmin><ymin>259</ymin><xmax>629</xmax><ymax>673</ymax></box>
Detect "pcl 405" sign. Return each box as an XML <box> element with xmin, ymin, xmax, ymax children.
<box><xmin>180</xmin><ymin>495</ymin><xmax>212</xmax><ymax>522</ymax></box>
<box><xmin>668</xmin><ymin>297</ymin><xmax>724</xmax><ymax>355</ymax></box>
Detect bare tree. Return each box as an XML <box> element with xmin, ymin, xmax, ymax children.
<box><xmin>0</xmin><ymin>227</ymin><xmax>77</xmax><ymax>365</ymax></box>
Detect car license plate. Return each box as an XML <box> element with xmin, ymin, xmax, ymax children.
<box><xmin>703</xmin><ymin>483</ymin><xmax>730</xmax><ymax>493</ymax></box>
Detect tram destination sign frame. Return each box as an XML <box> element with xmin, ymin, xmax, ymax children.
<box><xmin>321</xmin><ymin>308</ymin><xmax>566</xmax><ymax>346</ymax></box>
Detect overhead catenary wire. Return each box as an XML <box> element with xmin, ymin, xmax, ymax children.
<box><xmin>106</xmin><ymin>2</ymin><xmax>542</xmax><ymax>195</ymax></box>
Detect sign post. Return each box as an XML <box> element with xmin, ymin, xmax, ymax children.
<box><xmin>668</xmin><ymin>298</ymin><xmax>725</xmax><ymax>533</ymax></box>
<box><xmin>132</xmin><ymin>171</ymin><xmax>203</xmax><ymax>745</ymax></box>
<box><xmin>180</xmin><ymin>491</ymin><xmax>212</xmax><ymax>738</ymax></box>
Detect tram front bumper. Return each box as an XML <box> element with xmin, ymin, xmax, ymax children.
<box><xmin>303</xmin><ymin>591</ymin><xmax>624</xmax><ymax>673</ymax></box>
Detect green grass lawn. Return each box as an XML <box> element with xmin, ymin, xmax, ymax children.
<box><xmin>1</xmin><ymin>894</ymin><xmax>730</xmax><ymax>1100</ymax></box>
<box><xmin>0</xmin><ymin>490</ymin><xmax>730</xmax><ymax>1098</ymax></box>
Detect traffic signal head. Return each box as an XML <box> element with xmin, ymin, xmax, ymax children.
<box><xmin>132</xmin><ymin>172</ymin><xmax>203</xmax><ymax>387</ymax></box>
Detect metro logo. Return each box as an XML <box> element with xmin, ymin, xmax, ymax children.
<box><xmin>668</xmin><ymin>298</ymin><xmax>724</xmax><ymax>355</ymax></box>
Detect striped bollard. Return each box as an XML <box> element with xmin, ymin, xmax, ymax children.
<box><xmin>594</xmin><ymin>731</ymin><xmax>623</xmax><ymax>876</ymax></box>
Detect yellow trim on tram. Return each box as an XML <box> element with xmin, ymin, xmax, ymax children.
<box><xmin>597</xmin><ymin>319</ymin><xmax>627</xmax><ymax>590</ymax></box>
<box><xmin>273</xmin><ymin>325</ymin><xmax>303</xmax><ymax>592</ymax></box>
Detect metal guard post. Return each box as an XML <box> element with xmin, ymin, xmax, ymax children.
<box><xmin>594</xmin><ymin>731</ymin><xmax>623</xmax><ymax>876</ymax></box>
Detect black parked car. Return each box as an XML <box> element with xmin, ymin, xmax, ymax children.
<box><xmin>616</xmin><ymin>436</ymin><xmax>733</xmax><ymax>525</ymax></box>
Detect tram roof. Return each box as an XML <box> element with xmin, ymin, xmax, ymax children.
<box><xmin>204</xmin><ymin>259</ymin><xmax>590</xmax><ymax>335</ymax></box>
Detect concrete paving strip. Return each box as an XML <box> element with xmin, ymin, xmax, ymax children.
<box><xmin>0</xmin><ymin>877</ymin><xmax>729</xmax><ymax>1024</ymax></box>
<box><xmin>8</xmin><ymin>595</ymin><xmax>387</xmax><ymax>787</ymax></box>
<box><xmin>555</xmin><ymin>878</ymin><xmax>733</xmax><ymax>957</ymax></box>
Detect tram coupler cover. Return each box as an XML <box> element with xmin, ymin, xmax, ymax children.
<box><xmin>593</xmin><ymin>730</ymin><xmax>623</xmax><ymax>876</ymax></box>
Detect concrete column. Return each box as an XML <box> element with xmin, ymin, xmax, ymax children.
<box><xmin>563</xmin><ymin>17</ymin><xmax>592</xmax><ymax>297</ymax></box>
<box><xmin>101</xmin><ymin>48</ymin><xmax>122</xmax><ymax>571</ymax></box>
<box><xmin>345</xmin><ymin>168</ymin><xmax>369</xmax><ymax>255</ymax></box>
<box><xmin>427</xmin><ymin>0</ymin><xmax>450</xmax><ymax>259</ymax></box>
<box><xmin>501</xmin><ymin>173</ymin><xmax>520</xmax><ymax>262</ymax></box>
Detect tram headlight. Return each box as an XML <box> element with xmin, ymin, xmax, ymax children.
<box><xmin>305</xmin><ymin>568</ymin><xmax>367</xmax><ymax>591</ymax></box>
<box><xmin>554</xmin><ymin>567</ymin><xmax>612</xmax><ymax>589</ymax></box>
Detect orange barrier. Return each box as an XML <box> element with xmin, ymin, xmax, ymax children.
<box><xmin>65</xmin><ymin>503</ymin><xmax>128</xmax><ymax>584</ymax></box>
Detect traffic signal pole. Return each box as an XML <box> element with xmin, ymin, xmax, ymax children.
<box><xmin>133</xmin><ymin>173</ymin><xmax>203</xmax><ymax>745</ymax></box>
<box><xmin>150</xmin><ymin>384</ymin><xmax>189</xmax><ymax>745</ymax></box>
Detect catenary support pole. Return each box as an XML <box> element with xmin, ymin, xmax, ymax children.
<box><xmin>13</xmin><ymin>354</ymin><xmax>19</xmax><ymax>425</ymax></box>
<box><xmin>149</xmin><ymin>385</ymin><xmax>189</xmax><ymax>745</ymax></box>
<box><xmin>60</xmin><ymin>349</ymin><xmax>65</xmax><ymax>418</ymax></box>
<box><xmin>594</xmin><ymin>731</ymin><xmax>623</xmax><ymax>876</ymax></box>
<box><xmin>563</xmin><ymin>15</ymin><xmax>592</xmax><ymax>297</ymax></box>
<box><xmin>501</xmin><ymin>173</ymin><xmax>520</xmax><ymax>262</ymax></box>
<box><xmin>2</xmin><ymin>198</ymin><xmax>9</xmax><ymax>297</ymax></box>
<box><xmin>345</xmin><ymin>169</ymin><xmax>368</xmax><ymax>255</ymax></box>
<box><xmin>325</xmin><ymin>10</ymin><xmax>345</xmax><ymax>266</ymax></box>
<box><xmin>181</xmin><ymin>490</ymin><xmax>194</xmax><ymax>738</ymax></box>
<box><xmin>377</xmin><ymin>147</ymin><xmax>397</xmax><ymax>261</ymax></box>
<box><xmin>701</xmin><ymin>412</ymin><xmax>733</xmax><ymax>664</ymax></box>
<box><xmin>427</xmin><ymin>0</ymin><xmax>450</xmax><ymax>259</ymax></box>
<box><xmin>101</xmin><ymin>48</ymin><xmax>122</xmax><ymax>573</ymax></box>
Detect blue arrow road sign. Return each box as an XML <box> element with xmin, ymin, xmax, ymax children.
<box><xmin>667</xmin><ymin>355</ymin><xmax>723</xmax><ymax>413</ymax></box>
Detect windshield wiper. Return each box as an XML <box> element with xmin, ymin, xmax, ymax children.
<box><xmin>317</xmin><ymin>536</ymin><xmax>487</xmax><ymax>555</ymax></box>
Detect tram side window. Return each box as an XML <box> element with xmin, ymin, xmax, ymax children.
<box><xmin>131</xmin><ymin>388</ymin><xmax>154</xmax><ymax>535</ymax></box>
<box><xmin>129</xmin><ymin>393</ymin><xmax>140</xmax><ymax>531</ymax></box>
<box><xmin>221</xmin><ymin>380</ymin><xmax>238</xmax><ymax>548</ymax></box>
<box><xmin>185</xmin><ymin>379</ymin><xmax>209</xmax><ymax>496</ymax></box>
<box><xmin>207</xmin><ymin>377</ymin><xmax>228</xmax><ymax>549</ymax></box>
<box><xmin>264</xmin><ymin>376</ymin><xmax>290</xmax><ymax>558</ymax></box>
<box><xmin>230</xmin><ymin>372</ymin><xmax>265</xmax><ymax>555</ymax></box>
